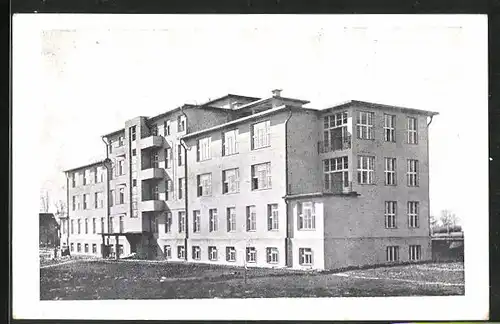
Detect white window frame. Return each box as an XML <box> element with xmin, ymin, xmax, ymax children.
<box><xmin>227</xmin><ymin>207</ymin><xmax>236</xmax><ymax>232</ymax></box>
<box><xmin>297</xmin><ymin>202</ymin><xmax>316</xmax><ymax>230</ymax></box>
<box><xmin>357</xmin><ymin>155</ymin><xmax>375</xmax><ymax>185</ymax></box>
<box><xmin>266</xmin><ymin>247</ymin><xmax>279</xmax><ymax>264</ymax></box>
<box><xmin>178</xmin><ymin>178</ymin><xmax>184</xmax><ymax>199</ymax></box>
<box><xmin>251</xmin><ymin>162</ymin><xmax>272</xmax><ymax>190</ymax></box>
<box><xmin>222</xmin><ymin>168</ymin><xmax>240</xmax><ymax>194</ymax></box>
<box><xmin>197</xmin><ymin>173</ymin><xmax>212</xmax><ymax>197</ymax></box>
<box><xmin>408</xmin><ymin>201</ymin><xmax>419</xmax><ymax>228</ymax></box>
<box><xmin>386</xmin><ymin>246</ymin><xmax>399</xmax><ymax>262</ymax></box>
<box><xmin>164</xmin><ymin>245</ymin><xmax>172</xmax><ymax>259</ymax></box>
<box><xmin>223</xmin><ymin>129</ymin><xmax>239</xmax><ymax>156</ymax></box>
<box><xmin>178</xmin><ymin>144</ymin><xmax>185</xmax><ymax>166</ymax></box>
<box><xmin>356</xmin><ymin>111</ymin><xmax>374</xmax><ymax>140</ymax></box>
<box><xmin>84</xmin><ymin>218</ymin><xmax>88</xmax><ymax>234</ymax></box>
<box><xmin>165</xmin><ymin>212</ymin><xmax>172</xmax><ymax>233</ymax></box>
<box><xmin>246</xmin><ymin>205</ymin><xmax>257</xmax><ymax>232</ymax></box>
<box><xmin>164</xmin><ymin>120</ymin><xmax>171</xmax><ymax>136</ymax></box>
<box><xmin>193</xmin><ymin>210</ymin><xmax>201</xmax><ymax>233</ymax></box>
<box><xmin>267</xmin><ymin>204</ymin><xmax>279</xmax><ymax>231</ymax></box>
<box><xmin>226</xmin><ymin>247</ymin><xmax>236</xmax><ymax>262</ymax></box>
<box><xmin>165</xmin><ymin>179</ymin><xmax>173</xmax><ymax>201</ymax></box>
<box><xmin>177</xmin><ymin>115</ymin><xmax>186</xmax><ymax>132</ymax></box>
<box><xmin>407</xmin><ymin>117</ymin><xmax>418</xmax><ymax>144</ymax></box>
<box><xmin>192</xmin><ymin>246</ymin><xmax>201</xmax><ymax>260</ymax></box>
<box><xmin>197</xmin><ymin>137</ymin><xmax>212</xmax><ymax>161</ymax></box>
<box><xmin>384</xmin><ymin>114</ymin><xmax>396</xmax><ymax>142</ymax></box>
<box><xmin>119</xmin><ymin>186</ymin><xmax>126</xmax><ymax>204</ymax></box>
<box><xmin>246</xmin><ymin>247</ymin><xmax>257</xmax><ymax>263</ymax></box>
<box><xmin>324</xmin><ymin>156</ymin><xmax>349</xmax><ymax>190</ymax></box>
<box><xmin>384</xmin><ymin>157</ymin><xmax>397</xmax><ymax>185</ymax></box>
<box><xmin>251</xmin><ymin>120</ymin><xmax>271</xmax><ymax>150</ymax></box>
<box><xmin>209</xmin><ymin>209</ymin><xmax>218</xmax><ymax>232</ymax></box>
<box><xmin>299</xmin><ymin>248</ymin><xmax>313</xmax><ymax>265</ymax></box>
<box><xmin>208</xmin><ymin>246</ymin><xmax>218</xmax><ymax>261</ymax></box>
<box><xmin>407</xmin><ymin>159</ymin><xmax>419</xmax><ymax>187</ymax></box>
<box><xmin>151</xmin><ymin>151</ymin><xmax>160</xmax><ymax>169</ymax></box>
<box><xmin>323</xmin><ymin>111</ymin><xmax>350</xmax><ymax>152</ymax></box>
<box><xmin>178</xmin><ymin>211</ymin><xmax>186</xmax><ymax>233</ymax></box>
<box><xmin>165</xmin><ymin>148</ymin><xmax>172</xmax><ymax>169</ymax></box>
<box><xmin>385</xmin><ymin>201</ymin><xmax>397</xmax><ymax>229</ymax></box>
<box><xmin>177</xmin><ymin>245</ymin><xmax>185</xmax><ymax>259</ymax></box>
<box><xmin>92</xmin><ymin>218</ymin><xmax>96</xmax><ymax>234</ymax></box>
<box><xmin>83</xmin><ymin>194</ymin><xmax>89</xmax><ymax>210</ymax></box>
<box><xmin>409</xmin><ymin>245</ymin><xmax>421</xmax><ymax>261</ymax></box>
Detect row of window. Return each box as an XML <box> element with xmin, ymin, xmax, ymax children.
<box><xmin>71</xmin><ymin>192</ymin><xmax>105</xmax><ymax>211</ymax></box>
<box><xmin>384</xmin><ymin>201</ymin><xmax>420</xmax><ymax>229</ymax></box>
<box><xmin>69</xmin><ymin>216</ymin><xmax>124</xmax><ymax>235</ymax></box>
<box><xmin>70</xmin><ymin>167</ymin><xmax>106</xmax><ymax>188</ymax></box>
<box><xmin>69</xmin><ymin>242</ymin><xmax>124</xmax><ymax>257</ymax></box>
<box><xmin>353</xmin><ymin>111</ymin><xmax>418</xmax><ymax>143</ymax></box>
<box><xmin>387</xmin><ymin>245</ymin><xmax>422</xmax><ymax>261</ymax></box>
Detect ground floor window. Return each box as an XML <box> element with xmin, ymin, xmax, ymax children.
<box><xmin>208</xmin><ymin>246</ymin><xmax>218</xmax><ymax>261</ymax></box>
<box><xmin>246</xmin><ymin>247</ymin><xmax>257</xmax><ymax>263</ymax></box>
<box><xmin>92</xmin><ymin>244</ymin><xmax>97</xmax><ymax>254</ymax></box>
<box><xmin>164</xmin><ymin>245</ymin><xmax>171</xmax><ymax>259</ymax></box>
<box><xmin>266</xmin><ymin>247</ymin><xmax>279</xmax><ymax>264</ymax></box>
<box><xmin>192</xmin><ymin>246</ymin><xmax>201</xmax><ymax>260</ymax></box>
<box><xmin>77</xmin><ymin>243</ymin><xmax>81</xmax><ymax>253</ymax></box>
<box><xmin>177</xmin><ymin>246</ymin><xmax>185</xmax><ymax>259</ymax></box>
<box><xmin>84</xmin><ymin>243</ymin><xmax>89</xmax><ymax>253</ymax></box>
<box><xmin>409</xmin><ymin>245</ymin><xmax>421</xmax><ymax>261</ymax></box>
<box><xmin>299</xmin><ymin>248</ymin><xmax>313</xmax><ymax>265</ymax></box>
<box><xmin>118</xmin><ymin>244</ymin><xmax>124</xmax><ymax>256</ymax></box>
<box><xmin>226</xmin><ymin>247</ymin><xmax>236</xmax><ymax>262</ymax></box>
<box><xmin>70</xmin><ymin>243</ymin><xmax>74</xmax><ymax>252</ymax></box>
<box><xmin>386</xmin><ymin>246</ymin><xmax>400</xmax><ymax>262</ymax></box>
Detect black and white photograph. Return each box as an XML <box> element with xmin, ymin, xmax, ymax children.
<box><xmin>13</xmin><ymin>14</ymin><xmax>488</xmax><ymax>321</ymax></box>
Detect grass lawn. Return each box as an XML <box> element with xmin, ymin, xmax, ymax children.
<box><xmin>40</xmin><ymin>260</ymin><xmax>464</xmax><ymax>300</ymax></box>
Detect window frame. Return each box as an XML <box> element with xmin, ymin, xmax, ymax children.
<box><xmin>222</xmin><ymin>129</ymin><xmax>239</xmax><ymax>156</ymax></box>
<box><xmin>299</xmin><ymin>248</ymin><xmax>313</xmax><ymax>265</ymax></box>
<box><xmin>384</xmin><ymin>157</ymin><xmax>397</xmax><ymax>186</ymax></box>
<box><xmin>409</xmin><ymin>245</ymin><xmax>421</xmax><ymax>261</ymax></box>
<box><xmin>297</xmin><ymin>202</ymin><xmax>316</xmax><ymax>230</ymax></box>
<box><xmin>246</xmin><ymin>247</ymin><xmax>257</xmax><ymax>263</ymax></box>
<box><xmin>227</xmin><ymin>207</ymin><xmax>236</xmax><ymax>232</ymax></box>
<box><xmin>226</xmin><ymin>246</ymin><xmax>236</xmax><ymax>262</ymax></box>
<box><xmin>408</xmin><ymin>201</ymin><xmax>420</xmax><ymax>228</ymax></box>
<box><xmin>197</xmin><ymin>173</ymin><xmax>212</xmax><ymax>197</ymax></box>
<box><xmin>208</xmin><ymin>246</ymin><xmax>218</xmax><ymax>261</ymax></box>
<box><xmin>197</xmin><ymin>136</ymin><xmax>212</xmax><ymax>162</ymax></box>
<box><xmin>193</xmin><ymin>210</ymin><xmax>201</xmax><ymax>233</ymax></box>
<box><xmin>251</xmin><ymin>120</ymin><xmax>271</xmax><ymax>150</ymax></box>
<box><xmin>407</xmin><ymin>116</ymin><xmax>418</xmax><ymax>144</ymax></box>
<box><xmin>356</xmin><ymin>111</ymin><xmax>374</xmax><ymax>140</ymax></box>
<box><xmin>357</xmin><ymin>155</ymin><xmax>375</xmax><ymax>185</ymax></box>
<box><xmin>246</xmin><ymin>205</ymin><xmax>257</xmax><ymax>232</ymax></box>
<box><xmin>384</xmin><ymin>114</ymin><xmax>396</xmax><ymax>142</ymax></box>
<box><xmin>251</xmin><ymin>162</ymin><xmax>272</xmax><ymax>190</ymax></box>
<box><xmin>209</xmin><ymin>209</ymin><xmax>218</xmax><ymax>232</ymax></box>
<box><xmin>267</xmin><ymin>204</ymin><xmax>279</xmax><ymax>231</ymax></box>
<box><xmin>266</xmin><ymin>247</ymin><xmax>279</xmax><ymax>264</ymax></box>
<box><xmin>222</xmin><ymin>168</ymin><xmax>240</xmax><ymax>194</ymax></box>
<box><xmin>386</xmin><ymin>246</ymin><xmax>400</xmax><ymax>262</ymax></box>
<box><xmin>384</xmin><ymin>201</ymin><xmax>397</xmax><ymax>229</ymax></box>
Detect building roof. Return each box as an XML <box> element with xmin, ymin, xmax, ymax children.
<box><xmin>63</xmin><ymin>159</ymin><xmax>106</xmax><ymax>173</ymax></box>
<box><xmin>202</xmin><ymin>94</ymin><xmax>261</xmax><ymax>107</ymax></box>
<box><xmin>322</xmin><ymin>100</ymin><xmax>439</xmax><ymax>117</ymax></box>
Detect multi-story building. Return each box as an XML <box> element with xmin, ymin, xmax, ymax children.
<box><xmin>62</xmin><ymin>90</ymin><xmax>438</xmax><ymax>270</ymax></box>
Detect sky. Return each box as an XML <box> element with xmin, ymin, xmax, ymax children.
<box><xmin>37</xmin><ymin>15</ymin><xmax>488</xmax><ymax>227</ymax></box>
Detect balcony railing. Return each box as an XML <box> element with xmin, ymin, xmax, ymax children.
<box><xmin>140</xmin><ymin>168</ymin><xmax>165</xmax><ymax>180</ymax></box>
<box><xmin>140</xmin><ymin>135</ymin><xmax>163</xmax><ymax>149</ymax></box>
<box><xmin>323</xmin><ymin>181</ymin><xmax>354</xmax><ymax>194</ymax></box>
<box><xmin>318</xmin><ymin>135</ymin><xmax>351</xmax><ymax>153</ymax></box>
<box><xmin>139</xmin><ymin>200</ymin><xmax>166</xmax><ymax>212</ymax></box>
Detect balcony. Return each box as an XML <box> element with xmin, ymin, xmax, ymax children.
<box><xmin>318</xmin><ymin>135</ymin><xmax>351</xmax><ymax>153</ymax></box>
<box><xmin>139</xmin><ymin>200</ymin><xmax>166</xmax><ymax>212</ymax></box>
<box><xmin>323</xmin><ymin>181</ymin><xmax>356</xmax><ymax>195</ymax></box>
<box><xmin>140</xmin><ymin>135</ymin><xmax>163</xmax><ymax>149</ymax></box>
<box><xmin>140</xmin><ymin>168</ymin><xmax>166</xmax><ymax>180</ymax></box>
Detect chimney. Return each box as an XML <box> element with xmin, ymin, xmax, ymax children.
<box><xmin>272</xmin><ymin>89</ymin><xmax>282</xmax><ymax>98</ymax></box>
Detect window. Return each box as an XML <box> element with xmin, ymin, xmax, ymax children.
<box><xmin>70</xmin><ymin>243</ymin><xmax>74</xmax><ymax>252</ymax></box>
<box><xmin>385</xmin><ymin>201</ymin><xmax>397</xmax><ymax>229</ymax></box>
<box><xmin>84</xmin><ymin>243</ymin><xmax>89</xmax><ymax>253</ymax></box>
<box><xmin>246</xmin><ymin>206</ymin><xmax>257</xmax><ymax>231</ymax></box>
<box><xmin>119</xmin><ymin>186</ymin><xmax>125</xmax><ymax>204</ymax></box>
<box><xmin>108</xmin><ymin>217</ymin><xmax>114</xmax><ymax>233</ymax></box>
<box><xmin>130</xmin><ymin>126</ymin><xmax>137</xmax><ymax>141</ymax></box>
<box><xmin>150</xmin><ymin>123</ymin><xmax>158</xmax><ymax>136</ymax></box>
<box><xmin>100</xmin><ymin>217</ymin><xmax>104</xmax><ymax>233</ymax></box>
<box><xmin>118</xmin><ymin>160</ymin><xmax>126</xmax><ymax>176</ymax></box>
<box><xmin>197</xmin><ymin>173</ymin><xmax>212</xmax><ymax>197</ymax></box>
<box><xmin>76</xmin><ymin>195</ymin><xmax>81</xmax><ymax>210</ymax></box>
<box><xmin>150</xmin><ymin>215</ymin><xmax>157</xmax><ymax>233</ymax></box>
<box><xmin>177</xmin><ymin>115</ymin><xmax>186</xmax><ymax>132</ymax></box>
<box><xmin>151</xmin><ymin>151</ymin><xmax>159</xmax><ymax>168</ymax></box>
<box><xmin>222</xmin><ymin>168</ymin><xmax>240</xmax><ymax>194</ymax></box>
<box><xmin>178</xmin><ymin>211</ymin><xmax>185</xmax><ymax>233</ymax></box>
<box><xmin>267</xmin><ymin>204</ymin><xmax>279</xmax><ymax>231</ymax></box>
<box><xmin>251</xmin><ymin>162</ymin><xmax>272</xmax><ymax>190</ymax></box>
<box><xmin>92</xmin><ymin>244</ymin><xmax>97</xmax><ymax>254</ymax></box>
<box><xmin>409</xmin><ymin>245</ymin><xmax>421</xmax><ymax>261</ymax></box>
<box><xmin>77</xmin><ymin>243</ymin><xmax>81</xmax><ymax>253</ymax></box>
<box><xmin>164</xmin><ymin>120</ymin><xmax>171</xmax><ymax>136</ymax></box>
<box><xmin>83</xmin><ymin>194</ymin><xmax>89</xmax><ymax>210</ymax></box>
<box><xmin>192</xmin><ymin>246</ymin><xmax>201</xmax><ymax>260</ymax></box>
<box><xmin>357</xmin><ymin>156</ymin><xmax>375</xmax><ymax>184</ymax></box>
<box><xmin>109</xmin><ymin>190</ymin><xmax>115</xmax><ymax>207</ymax></box>
<box><xmin>77</xmin><ymin>219</ymin><xmax>81</xmax><ymax>234</ymax></box>
<box><xmin>132</xmin><ymin>179</ymin><xmax>137</xmax><ymax>187</ymax></box>
<box><xmin>119</xmin><ymin>216</ymin><xmax>124</xmax><ymax>233</ymax></box>
<box><xmin>386</xmin><ymin>246</ymin><xmax>400</xmax><ymax>262</ymax></box>
<box><xmin>356</xmin><ymin>111</ymin><xmax>374</xmax><ymax>140</ymax></box>
<box><xmin>83</xmin><ymin>169</ymin><xmax>90</xmax><ymax>185</ymax></box>
<box><xmin>227</xmin><ymin>207</ymin><xmax>236</xmax><ymax>232</ymax></box>
<box><xmin>95</xmin><ymin>192</ymin><xmax>104</xmax><ymax>209</ymax></box>
<box><xmin>97</xmin><ymin>167</ymin><xmax>105</xmax><ymax>183</ymax></box>
<box><xmin>192</xmin><ymin>210</ymin><xmax>201</xmax><ymax>233</ymax></box>
<box><xmin>208</xmin><ymin>246</ymin><xmax>218</xmax><ymax>261</ymax></box>
<box><xmin>178</xmin><ymin>144</ymin><xmax>184</xmax><ymax>166</ymax></box>
<box><xmin>297</xmin><ymin>202</ymin><xmax>316</xmax><ymax>230</ymax></box>
<box><xmin>178</xmin><ymin>178</ymin><xmax>184</xmax><ymax>199</ymax></box>
<box><xmin>70</xmin><ymin>220</ymin><xmax>74</xmax><ymax>234</ymax></box>
<box><xmin>299</xmin><ymin>248</ymin><xmax>313</xmax><ymax>265</ymax></box>
<box><xmin>407</xmin><ymin>117</ymin><xmax>418</xmax><ymax>144</ymax></box>
<box><xmin>209</xmin><ymin>209</ymin><xmax>218</xmax><ymax>232</ymax></box>
<box><xmin>323</xmin><ymin>112</ymin><xmax>350</xmax><ymax>151</ymax></box>
<box><xmin>384</xmin><ymin>158</ymin><xmax>396</xmax><ymax>186</ymax></box>
<box><xmin>61</xmin><ymin>220</ymin><xmax>66</xmax><ymax>234</ymax></box>
<box><xmin>85</xmin><ymin>218</ymin><xmax>89</xmax><ymax>234</ymax></box>
<box><xmin>177</xmin><ymin>245</ymin><xmax>185</xmax><ymax>259</ymax></box>
<box><xmin>223</xmin><ymin>129</ymin><xmax>239</xmax><ymax>156</ymax></box>
<box><xmin>72</xmin><ymin>196</ymin><xmax>76</xmax><ymax>211</ymax></box>
<box><xmin>266</xmin><ymin>247</ymin><xmax>279</xmax><ymax>264</ymax></box>
<box><xmin>197</xmin><ymin>137</ymin><xmax>212</xmax><ymax>161</ymax></box>
<box><xmin>92</xmin><ymin>218</ymin><xmax>96</xmax><ymax>234</ymax></box>
<box><xmin>164</xmin><ymin>245</ymin><xmax>172</xmax><ymax>259</ymax></box>
<box><xmin>118</xmin><ymin>245</ymin><xmax>124</xmax><ymax>256</ymax></box>
<box><xmin>407</xmin><ymin>159</ymin><xmax>419</xmax><ymax>187</ymax></box>
<box><xmin>324</xmin><ymin>156</ymin><xmax>349</xmax><ymax>191</ymax></box>
<box><xmin>408</xmin><ymin>201</ymin><xmax>419</xmax><ymax>228</ymax></box>
<box><xmin>226</xmin><ymin>247</ymin><xmax>236</xmax><ymax>262</ymax></box>
<box><xmin>246</xmin><ymin>247</ymin><xmax>257</xmax><ymax>263</ymax></box>
<box><xmin>150</xmin><ymin>183</ymin><xmax>159</xmax><ymax>200</ymax></box>
<box><xmin>71</xmin><ymin>174</ymin><xmax>76</xmax><ymax>188</ymax></box>
<box><xmin>165</xmin><ymin>148</ymin><xmax>172</xmax><ymax>168</ymax></box>
<box><xmin>384</xmin><ymin>114</ymin><xmax>396</xmax><ymax>142</ymax></box>
<box><xmin>251</xmin><ymin>120</ymin><xmax>271</xmax><ymax>149</ymax></box>
<box><xmin>165</xmin><ymin>180</ymin><xmax>173</xmax><ymax>200</ymax></box>
<box><xmin>118</xmin><ymin>135</ymin><xmax>124</xmax><ymax>147</ymax></box>
<box><xmin>165</xmin><ymin>212</ymin><xmax>172</xmax><ymax>233</ymax></box>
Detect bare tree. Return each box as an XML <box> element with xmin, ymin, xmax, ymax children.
<box><xmin>40</xmin><ymin>190</ymin><xmax>50</xmax><ymax>213</ymax></box>
<box><xmin>54</xmin><ymin>199</ymin><xmax>67</xmax><ymax>217</ymax></box>
<box><xmin>430</xmin><ymin>214</ymin><xmax>439</xmax><ymax>234</ymax></box>
<box><xmin>439</xmin><ymin>209</ymin><xmax>460</xmax><ymax>233</ymax></box>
